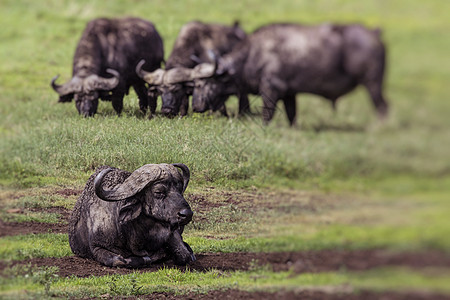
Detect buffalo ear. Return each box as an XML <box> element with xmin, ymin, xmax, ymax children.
<box><xmin>118</xmin><ymin>199</ymin><xmax>142</xmax><ymax>225</ymax></box>
<box><xmin>58</xmin><ymin>93</ymin><xmax>74</xmax><ymax>103</ymax></box>
<box><xmin>216</xmin><ymin>62</ymin><xmax>226</xmax><ymax>76</ymax></box>
<box><xmin>232</xmin><ymin>20</ymin><xmax>246</xmax><ymax>40</ymax></box>
<box><xmin>216</xmin><ymin>58</ymin><xmax>235</xmax><ymax>76</ymax></box>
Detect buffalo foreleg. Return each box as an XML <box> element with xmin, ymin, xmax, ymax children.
<box><xmin>91</xmin><ymin>246</ymin><xmax>166</xmax><ymax>268</ymax></box>
<box><xmin>261</xmin><ymin>88</ymin><xmax>280</xmax><ymax>125</ymax></box>
<box><xmin>111</xmin><ymin>91</ymin><xmax>126</xmax><ymax>115</ymax></box>
<box><xmin>364</xmin><ymin>80</ymin><xmax>388</xmax><ymax>119</ymax></box>
<box><xmin>238</xmin><ymin>93</ymin><xmax>251</xmax><ymax>115</ymax></box>
<box><xmin>133</xmin><ymin>83</ymin><xmax>150</xmax><ymax>116</ymax></box>
<box><xmin>166</xmin><ymin>229</ymin><xmax>196</xmax><ymax>265</ymax></box>
<box><xmin>282</xmin><ymin>94</ymin><xmax>297</xmax><ymax>126</ymax></box>
<box><xmin>179</xmin><ymin>94</ymin><xmax>189</xmax><ymax>117</ymax></box>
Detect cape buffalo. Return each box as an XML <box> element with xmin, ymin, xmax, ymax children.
<box><xmin>68</xmin><ymin>163</ymin><xmax>195</xmax><ymax>267</ymax></box>
<box><xmin>190</xmin><ymin>23</ymin><xmax>389</xmax><ymax>126</ymax></box>
<box><xmin>136</xmin><ymin>21</ymin><xmax>250</xmax><ymax>117</ymax></box>
<box><xmin>51</xmin><ymin>17</ymin><xmax>164</xmax><ymax>118</ymax></box>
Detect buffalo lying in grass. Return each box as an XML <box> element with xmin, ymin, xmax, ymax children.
<box><xmin>189</xmin><ymin>23</ymin><xmax>389</xmax><ymax>126</ymax></box>
<box><xmin>68</xmin><ymin>163</ymin><xmax>195</xmax><ymax>267</ymax></box>
<box><xmin>51</xmin><ymin>17</ymin><xmax>164</xmax><ymax>118</ymax></box>
<box><xmin>136</xmin><ymin>20</ymin><xmax>250</xmax><ymax>117</ymax></box>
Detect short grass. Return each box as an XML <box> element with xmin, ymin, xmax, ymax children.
<box><xmin>1</xmin><ymin>189</ymin><xmax>449</xmax><ymax>261</ymax></box>
<box><xmin>0</xmin><ymin>0</ymin><xmax>449</xmax><ymax>298</ymax></box>
<box><xmin>2</xmin><ymin>266</ymin><xmax>450</xmax><ymax>298</ymax></box>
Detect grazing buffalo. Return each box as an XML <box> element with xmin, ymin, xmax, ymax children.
<box><xmin>190</xmin><ymin>23</ymin><xmax>389</xmax><ymax>125</ymax></box>
<box><xmin>51</xmin><ymin>17</ymin><xmax>164</xmax><ymax>118</ymax></box>
<box><xmin>136</xmin><ymin>21</ymin><xmax>250</xmax><ymax>117</ymax></box>
<box><xmin>68</xmin><ymin>163</ymin><xmax>195</xmax><ymax>267</ymax></box>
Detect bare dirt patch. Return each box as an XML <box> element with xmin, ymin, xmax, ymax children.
<box><xmin>1</xmin><ymin>189</ymin><xmax>450</xmax><ymax>300</ymax></box>
<box><xmin>127</xmin><ymin>289</ymin><xmax>450</xmax><ymax>300</ymax></box>
<box><xmin>53</xmin><ymin>188</ymin><xmax>82</xmax><ymax>197</ymax></box>
<box><xmin>2</xmin><ymin>249</ymin><xmax>449</xmax><ymax>279</ymax></box>
<box><xmin>0</xmin><ymin>206</ymin><xmax>69</xmax><ymax>237</ymax></box>
<box><xmin>0</xmin><ymin>219</ymin><xmax>67</xmax><ymax>237</ymax></box>
<box><xmin>0</xmin><ymin>189</ymin><xmax>323</xmax><ymax>237</ymax></box>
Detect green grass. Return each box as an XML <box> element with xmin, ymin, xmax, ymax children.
<box><xmin>2</xmin><ymin>208</ymin><xmax>449</xmax><ymax>261</ymax></box>
<box><xmin>1</xmin><ymin>0</ymin><xmax>449</xmax><ymax>297</ymax></box>
<box><xmin>0</xmin><ymin>211</ymin><xmax>62</xmax><ymax>224</ymax></box>
<box><xmin>0</xmin><ymin>234</ymin><xmax>71</xmax><ymax>261</ymax></box>
<box><xmin>1</xmin><ymin>0</ymin><xmax>449</xmax><ymax>190</ymax></box>
<box><xmin>2</xmin><ymin>266</ymin><xmax>450</xmax><ymax>298</ymax></box>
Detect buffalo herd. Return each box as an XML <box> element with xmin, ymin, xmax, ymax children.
<box><xmin>51</xmin><ymin>17</ymin><xmax>388</xmax><ymax>126</ymax></box>
<box><xmin>51</xmin><ymin>18</ymin><xmax>388</xmax><ymax>268</ymax></box>
<box><xmin>58</xmin><ymin>18</ymin><xmax>389</xmax><ymax>267</ymax></box>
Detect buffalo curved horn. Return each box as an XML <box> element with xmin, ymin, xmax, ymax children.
<box><xmin>51</xmin><ymin>75</ymin><xmax>83</xmax><ymax>96</ymax></box>
<box><xmin>94</xmin><ymin>164</ymin><xmax>165</xmax><ymax>202</ymax></box>
<box><xmin>189</xmin><ymin>63</ymin><xmax>217</xmax><ymax>79</ymax></box>
<box><xmin>135</xmin><ymin>59</ymin><xmax>147</xmax><ymax>79</ymax></box>
<box><xmin>172</xmin><ymin>163</ymin><xmax>190</xmax><ymax>193</ymax></box>
<box><xmin>84</xmin><ymin>69</ymin><xmax>120</xmax><ymax>92</ymax></box>
<box><xmin>164</xmin><ymin>68</ymin><xmax>196</xmax><ymax>84</ymax></box>
<box><xmin>136</xmin><ymin>59</ymin><xmax>165</xmax><ymax>85</ymax></box>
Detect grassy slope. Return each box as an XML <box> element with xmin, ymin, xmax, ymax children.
<box><xmin>0</xmin><ymin>0</ymin><xmax>449</xmax><ymax>189</ymax></box>
<box><xmin>0</xmin><ymin>0</ymin><xmax>449</xmax><ymax>297</ymax></box>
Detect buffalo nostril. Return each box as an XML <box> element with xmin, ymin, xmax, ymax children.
<box><xmin>178</xmin><ymin>209</ymin><xmax>193</xmax><ymax>221</ymax></box>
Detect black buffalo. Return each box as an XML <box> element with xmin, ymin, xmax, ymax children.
<box><xmin>68</xmin><ymin>163</ymin><xmax>195</xmax><ymax>267</ymax></box>
<box><xmin>190</xmin><ymin>23</ymin><xmax>389</xmax><ymax>125</ymax></box>
<box><xmin>136</xmin><ymin>21</ymin><xmax>250</xmax><ymax>117</ymax></box>
<box><xmin>51</xmin><ymin>17</ymin><xmax>164</xmax><ymax>118</ymax></box>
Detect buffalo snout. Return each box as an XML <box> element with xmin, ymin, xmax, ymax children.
<box><xmin>161</xmin><ymin>106</ymin><xmax>177</xmax><ymax>117</ymax></box>
<box><xmin>177</xmin><ymin>208</ymin><xmax>193</xmax><ymax>225</ymax></box>
<box><xmin>75</xmin><ymin>93</ymin><xmax>99</xmax><ymax>117</ymax></box>
<box><xmin>161</xmin><ymin>93</ymin><xmax>180</xmax><ymax>117</ymax></box>
<box><xmin>192</xmin><ymin>95</ymin><xmax>208</xmax><ymax>113</ymax></box>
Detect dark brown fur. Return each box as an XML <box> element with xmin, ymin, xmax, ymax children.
<box><xmin>69</xmin><ymin>164</ymin><xmax>195</xmax><ymax>268</ymax></box>
<box><xmin>156</xmin><ymin>21</ymin><xmax>249</xmax><ymax>116</ymax></box>
<box><xmin>192</xmin><ymin>23</ymin><xmax>388</xmax><ymax>125</ymax></box>
<box><xmin>52</xmin><ymin>17</ymin><xmax>164</xmax><ymax>117</ymax></box>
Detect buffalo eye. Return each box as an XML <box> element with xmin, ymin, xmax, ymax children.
<box><xmin>178</xmin><ymin>181</ymin><xmax>184</xmax><ymax>191</ymax></box>
<box><xmin>152</xmin><ymin>184</ymin><xmax>167</xmax><ymax>199</ymax></box>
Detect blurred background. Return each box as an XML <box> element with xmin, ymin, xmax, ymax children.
<box><xmin>0</xmin><ymin>0</ymin><xmax>449</xmax><ymax>298</ymax></box>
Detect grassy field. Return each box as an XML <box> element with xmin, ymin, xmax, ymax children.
<box><xmin>1</xmin><ymin>0</ymin><xmax>449</xmax><ymax>298</ymax></box>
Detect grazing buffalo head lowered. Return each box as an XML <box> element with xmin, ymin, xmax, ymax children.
<box><xmin>51</xmin><ymin>17</ymin><xmax>164</xmax><ymax>118</ymax></box>
<box><xmin>136</xmin><ymin>61</ymin><xmax>194</xmax><ymax>117</ymax></box>
<box><xmin>136</xmin><ymin>21</ymin><xmax>247</xmax><ymax>117</ymax></box>
<box><xmin>190</xmin><ymin>59</ymin><xmax>236</xmax><ymax>113</ymax></box>
<box><xmin>190</xmin><ymin>23</ymin><xmax>389</xmax><ymax>126</ymax></box>
<box><xmin>136</xmin><ymin>60</ymin><xmax>216</xmax><ymax>116</ymax></box>
<box><xmin>68</xmin><ymin>163</ymin><xmax>195</xmax><ymax>268</ymax></box>
<box><xmin>51</xmin><ymin>69</ymin><xmax>120</xmax><ymax>117</ymax></box>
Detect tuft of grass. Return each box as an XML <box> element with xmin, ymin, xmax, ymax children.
<box><xmin>2</xmin><ymin>266</ymin><xmax>450</xmax><ymax>298</ymax></box>
<box><xmin>0</xmin><ymin>211</ymin><xmax>62</xmax><ymax>224</ymax></box>
<box><xmin>0</xmin><ymin>234</ymin><xmax>71</xmax><ymax>261</ymax></box>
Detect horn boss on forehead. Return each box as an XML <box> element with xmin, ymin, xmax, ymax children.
<box><xmin>94</xmin><ymin>164</ymin><xmax>165</xmax><ymax>201</ymax></box>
